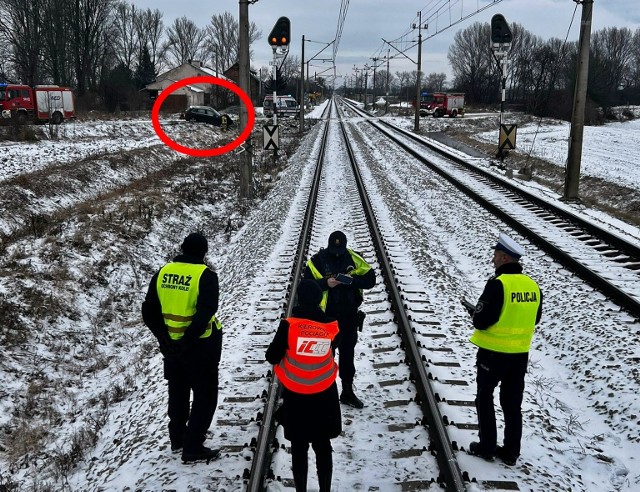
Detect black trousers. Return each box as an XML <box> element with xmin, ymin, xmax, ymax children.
<box><xmin>336</xmin><ymin>314</ymin><xmax>358</xmax><ymax>387</ymax></box>
<box><xmin>164</xmin><ymin>330</ymin><xmax>222</xmax><ymax>451</ymax></box>
<box><xmin>291</xmin><ymin>439</ymin><xmax>333</xmax><ymax>492</ymax></box>
<box><xmin>474</xmin><ymin>348</ymin><xmax>528</xmax><ymax>456</ymax></box>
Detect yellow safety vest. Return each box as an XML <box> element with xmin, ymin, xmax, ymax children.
<box><xmin>470</xmin><ymin>274</ymin><xmax>540</xmax><ymax>354</ymax></box>
<box><xmin>307</xmin><ymin>248</ymin><xmax>372</xmax><ymax>311</ymax></box>
<box><xmin>156</xmin><ymin>262</ymin><xmax>221</xmax><ymax>340</ymax></box>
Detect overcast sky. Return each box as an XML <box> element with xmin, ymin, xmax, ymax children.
<box><xmin>129</xmin><ymin>0</ymin><xmax>640</xmax><ymax>87</ymax></box>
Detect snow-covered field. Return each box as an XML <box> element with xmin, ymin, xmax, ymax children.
<box><xmin>476</xmin><ymin>116</ymin><xmax>640</xmax><ymax>191</ymax></box>
<box><xmin>1</xmin><ymin>104</ymin><xmax>639</xmax><ymax>491</ymax></box>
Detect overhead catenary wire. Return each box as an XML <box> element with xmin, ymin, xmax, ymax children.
<box><xmin>369</xmin><ymin>0</ymin><xmax>504</xmax><ymax>73</ymax></box>
<box><xmin>333</xmin><ymin>0</ymin><xmax>350</xmax><ymax>61</ymax></box>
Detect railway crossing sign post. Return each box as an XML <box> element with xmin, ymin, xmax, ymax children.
<box><xmin>263</xmin><ymin>125</ymin><xmax>279</xmax><ymax>150</ymax></box>
<box><xmin>491</xmin><ymin>14</ymin><xmax>513</xmax><ymax>161</ymax></box>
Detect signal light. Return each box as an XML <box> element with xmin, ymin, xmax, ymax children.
<box><xmin>268</xmin><ymin>16</ymin><xmax>290</xmax><ymax>47</ymax></box>
<box><xmin>491</xmin><ymin>14</ymin><xmax>512</xmax><ymax>44</ymax></box>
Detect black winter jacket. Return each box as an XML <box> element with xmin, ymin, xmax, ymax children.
<box><xmin>303</xmin><ymin>248</ymin><xmax>376</xmax><ymax>319</ymax></box>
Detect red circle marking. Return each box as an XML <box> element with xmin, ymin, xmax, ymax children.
<box><xmin>151</xmin><ymin>76</ymin><xmax>255</xmax><ymax>157</ymax></box>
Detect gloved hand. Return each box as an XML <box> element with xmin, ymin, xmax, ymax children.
<box><xmin>461</xmin><ymin>299</ymin><xmax>476</xmax><ymax>317</ymax></box>
<box><xmin>157</xmin><ymin>333</ymin><xmax>182</xmax><ymax>357</ymax></box>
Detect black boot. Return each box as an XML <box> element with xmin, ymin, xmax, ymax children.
<box><xmin>340</xmin><ymin>385</ymin><xmax>364</xmax><ymax>409</ymax></box>
<box><xmin>181</xmin><ymin>445</ymin><xmax>220</xmax><ymax>463</ymax></box>
<box><xmin>314</xmin><ymin>440</ymin><xmax>333</xmax><ymax>492</ymax></box>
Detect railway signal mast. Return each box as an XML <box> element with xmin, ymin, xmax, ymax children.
<box><xmin>264</xmin><ymin>16</ymin><xmax>291</xmax><ymax>163</ymax></box>
<box><xmin>490</xmin><ymin>14</ymin><xmax>513</xmax><ymax>161</ymax></box>
<box><xmin>267</xmin><ymin>16</ymin><xmax>291</xmax><ymax>128</ymax></box>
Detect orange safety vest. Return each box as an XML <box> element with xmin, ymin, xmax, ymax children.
<box><xmin>274</xmin><ymin>317</ymin><xmax>339</xmax><ymax>395</ymax></box>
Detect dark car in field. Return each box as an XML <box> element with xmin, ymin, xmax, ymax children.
<box><xmin>181</xmin><ymin>106</ymin><xmax>234</xmax><ymax>127</ymax></box>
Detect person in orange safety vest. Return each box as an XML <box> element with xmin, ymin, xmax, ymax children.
<box><xmin>266</xmin><ymin>280</ymin><xmax>342</xmax><ymax>492</ymax></box>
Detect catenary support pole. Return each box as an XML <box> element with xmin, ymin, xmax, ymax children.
<box><xmin>238</xmin><ymin>0</ymin><xmax>253</xmax><ymax>199</ymax></box>
<box><xmin>564</xmin><ymin>0</ymin><xmax>593</xmax><ymax>201</ymax></box>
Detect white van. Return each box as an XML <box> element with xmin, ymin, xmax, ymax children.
<box><xmin>263</xmin><ymin>95</ymin><xmax>299</xmax><ymax>118</ymax></box>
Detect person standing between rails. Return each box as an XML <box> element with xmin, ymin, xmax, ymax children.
<box><xmin>266</xmin><ymin>279</ymin><xmax>342</xmax><ymax>492</ymax></box>
<box><xmin>141</xmin><ymin>232</ymin><xmax>223</xmax><ymax>463</ymax></box>
<box><xmin>465</xmin><ymin>232</ymin><xmax>542</xmax><ymax>466</ymax></box>
<box><xmin>304</xmin><ymin>230</ymin><xmax>376</xmax><ymax>409</ymax></box>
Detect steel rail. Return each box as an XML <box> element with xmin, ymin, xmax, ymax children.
<box><xmin>246</xmin><ymin>100</ymin><xmax>333</xmax><ymax>491</ymax></box>
<box><xmin>336</xmin><ymin>104</ymin><xmax>467</xmax><ymax>491</ymax></box>
<box><xmin>359</xmin><ymin>110</ymin><xmax>640</xmax><ymax>319</ymax></box>
<box><xmin>378</xmin><ymin>118</ymin><xmax>640</xmax><ymax>262</ymax></box>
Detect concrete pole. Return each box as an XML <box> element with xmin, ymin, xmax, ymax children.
<box><xmin>414</xmin><ymin>13</ymin><xmax>423</xmax><ymax>132</ymax></box>
<box><xmin>386</xmin><ymin>50</ymin><xmax>390</xmax><ymax>110</ymax></box>
<box><xmin>564</xmin><ymin>0</ymin><xmax>593</xmax><ymax>201</ymax></box>
<box><xmin>299</xmin><ymin>35</ymin><xmax>305</xmax><ymax>133</ymax></box>
<box><xmin>371</xmin><ymin>57</ymin><xmax>378</xmax><ymax>111</ymax></box>
<box><xmin>364</xmin><ymin>69</ymin><xmax>368</xmax><ymax>109</ymax></box>
<box><xmin>238</xmin><ymin>0</ymin><xmax>253</xmax><ymax>199</ymax></box>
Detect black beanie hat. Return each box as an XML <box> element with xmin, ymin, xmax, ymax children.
<box><xmin>181</xmin><ymin>232</ymin><xmax>208</xmax><ymax>258</ymax></box>
<box><xmin>297</xmin><ymin>279</ymin><xmax>322</xmax><ymax>307</ymax></box>
<box><xmin>327</xmin><ymin>230</ymin><xmax>347</xmax><ymax>255</ymax></box>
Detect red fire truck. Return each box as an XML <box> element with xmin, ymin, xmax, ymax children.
<box><xmin>0</xmin><ymin>84</ymin><xmax>75</xmax><ymax>124</ymax></box>
<box><xmin>419</xmin><ymin>92</ymin><xmax>465</xmax><ymax>118</ymax></box>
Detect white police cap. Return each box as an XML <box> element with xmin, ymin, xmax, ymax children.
<box><xmin>495</xmin><ymin>232</ymin><xmax>525</xmax><ymax>259</ymax></box>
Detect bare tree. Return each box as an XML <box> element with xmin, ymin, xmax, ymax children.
<box><xmin>164</xmin><ymin>16</ymin><xmax>206</xmax><ymax>67</ymax></box>
<box><xmin>71</xmin><ymin>0</ymin><xmax>116</xmax><ymax>96</ymax></box>
<box><xmin>448</xmin><ymin>22</ymin><xmax>495</xmax><ymax>103</ymax></box>
<box><xmin>0</xmin><ymin>38</ymin><xmax>13</xmax><ymax>81</ymax></box>
<box><xmin>373</xmin><ymin>69</ymin><xmax>395</xmax><ymax>94</ymax></box>
<box><xmin>590</xmin><ymin>27</ymin><xmax>634</xmax><ymax>106</ymax></box>
<box><xmin>206</xmin><ymin>11</ymin><xmax>261</xmax><ymax>73</ymax></box>
<box><xmin>112</xmin><ymin>1</ymin><xmax>139</xmax><ymax>71</ymax></box>
<box><xmin>134</xmin><ymin>7</ymin><xmax>166</xmax><ymax>74</ymax></box>
<box><xmin>41</xmin><ymin>0</ymin><xmax>74</xmax><ymax>85</ymax></box>
<box><xmin>394</xmin><ymin>70</ymin><xmax>413</xmax><ymax>102</ymax></box>
<box><xmin>0</xmin><ymin>0</ymin><xmax>43</xmax><ymax>85</ymax></box>
<box><xmin>629</xmin><ymin>28</ymin><xmax>640</xmax><ymax>92</ymax></box>
<box><xmin>424</xmin><ymin>72</ymin><xmax>447</xmax><ymax>92</ymax></box>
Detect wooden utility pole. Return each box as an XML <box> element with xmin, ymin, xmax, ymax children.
<box><xmin>238</xmin><ymin>0</ymin><xmax>253</xmax><ymax>200</ymax></box>
<box><xmin>564</xmin><ymin>0</ymin><xmax>593</xmax><ymax>201</ymax></box>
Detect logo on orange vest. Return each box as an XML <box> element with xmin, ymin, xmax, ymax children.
<box><xmin>297</xmin><ymin>337</ymin><xmax>331</xmax><ymax>357</ymax></box>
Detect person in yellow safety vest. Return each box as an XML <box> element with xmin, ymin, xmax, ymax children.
<box><xmin>141</xmin><ymin>232</ymin><xmax>222</xmax><ymax>463</ymax></box>
<box><xmin>266</xmin><ymin>280</ymin><xmax>342</xmax><ymax>492</ymax></box>
<box><xmin>303</xmin><ymin>230</ymin><xmax>376</xmax><ymax>409</ymax></box>
<box><xmin>466</xmin><ymin>232</ymin><xmax>542</xmax><ymax>467</ymax></box>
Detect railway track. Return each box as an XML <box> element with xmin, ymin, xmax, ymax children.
<box><xmin>341</xmin><ymin>97</ymin><xmax>640</xmax><ymax>319</ymax></box>
<box><xmin>240</xmin><ymin>99</ymin><xmax>534</xmax><ymax>491</ymax></box>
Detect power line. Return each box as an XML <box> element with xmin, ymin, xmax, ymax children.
<box><xmin>333</xmin><ymin>0</ymin><xmax>350</xmax><ymax>61</ymax></box>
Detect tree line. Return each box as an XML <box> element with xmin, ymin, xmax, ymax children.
<box><xmin>1</xmin><ymin>1</ymin><xmax>637</xmax><ymax>119</ymax></box>
<box><xmin>0</xmin><ymin>0</ymin><xmax>261</xmax><ymax>111</ymax></box>
<box><xmin>449</xmin><ymin>21</ymin><xmax>640</xmax><ymax>120</ymax></box>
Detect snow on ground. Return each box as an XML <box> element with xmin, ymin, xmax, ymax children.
<box><xmin>475</xmin><ymin>116</ymin><xmax>640</xmax><ymax>191</ymax></box>
<box><xmin>1</xmin><ymin>102</ymin><xmax>640</xmax><ymax>491</ymax></box>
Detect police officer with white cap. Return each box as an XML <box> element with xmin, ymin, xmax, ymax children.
<box><xmin>466</xmin><ymin>232</ymin><xmax>542</xmax><ymax>466</ymax></box>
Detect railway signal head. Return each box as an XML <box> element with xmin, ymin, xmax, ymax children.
<box><xmin>268</xmin><ymin>17</ymin><xmax>291</xmax><ymax>46</ymax></box>
<box><xmin>491</xmin><ymin>14</ymin><xmax>512</xmax><ymax>45</ymax></box>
